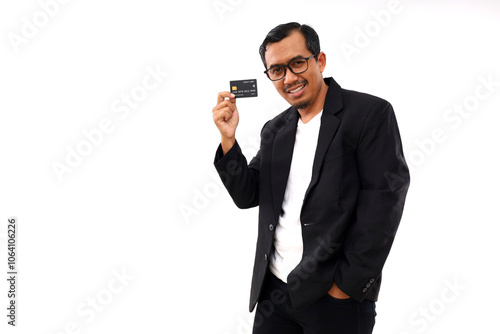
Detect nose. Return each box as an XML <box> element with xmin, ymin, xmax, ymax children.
<box><xmin>283</xmin><ymin>66</ymin><xmax>299</xmax><ymax>86</ymax></box>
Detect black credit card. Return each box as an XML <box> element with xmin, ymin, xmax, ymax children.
<box><xmin>230</xmin><ymin>79</ymin><xmax>258</xmax><ymax>98</ymax></box>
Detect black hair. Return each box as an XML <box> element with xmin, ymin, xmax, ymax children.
<box><xmin>259</xmin><ymin>22</ymin><xmax>321</xmax><ymax>68</ymax></box>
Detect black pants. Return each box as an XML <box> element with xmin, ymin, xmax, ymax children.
<box><xmin>253</xmin><ymin>272</ymin><xmax>376</xmax><ymax>334</ymax></box>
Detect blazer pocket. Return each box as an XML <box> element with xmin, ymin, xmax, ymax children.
<box><xmin>325</xmin><ymin>293</ymin><xmax>353</xmax><ymax>302</ymax></box>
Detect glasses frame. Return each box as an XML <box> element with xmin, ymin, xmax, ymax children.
<box><xmin>264</xmin><ymin>53</ymin><xmax>319</xmax><ymax>81</ymax></box>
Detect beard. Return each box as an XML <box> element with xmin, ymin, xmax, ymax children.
<box><xmin>291</xmin><ymin>98</ymin><xmax>312</xmax><ymax>110</ymax></box>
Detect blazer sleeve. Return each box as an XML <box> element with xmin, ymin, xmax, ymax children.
<box><xmin>213</xmin><ymin>140</ymin><xmax>261</xmax><ymax>209</ymax></box>
<box><xmin>334</xmin><ymin>100</ymin><xmax>410</xmax><ymax>301</ymax></box>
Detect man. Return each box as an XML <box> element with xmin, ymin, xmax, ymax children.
<box><xmin>212</xmin><ymin>22</ymin><xmax>410</xmax><ymax>333</ymax></box>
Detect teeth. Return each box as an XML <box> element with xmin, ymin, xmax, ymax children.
<box><xmin>290</xmin><ymin>85</ymin><xmax>305</xmax><ymax>93</ymax></box>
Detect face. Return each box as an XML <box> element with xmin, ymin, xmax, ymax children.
<box><xmin>264</xmin><ymin>30</ymin><xmax>326</xmax><ymax>111</ymax></box>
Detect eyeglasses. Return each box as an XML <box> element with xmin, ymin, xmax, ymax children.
<box><xmin>264</xmin><ymin>54</ymin><xmax>318</xmax><ymax>81</ymax></box>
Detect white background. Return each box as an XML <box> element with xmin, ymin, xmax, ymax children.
<box><xmin>1</xmin><ymin>0</ymin><xmax>499</xmax><ymax>333</ymax></box>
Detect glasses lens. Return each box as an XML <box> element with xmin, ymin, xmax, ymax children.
<box><xmin>268</xmin><ymin>66</ymin><xmax>285</xmax><ymax>81</ymax></box>
<box><xmin>266</xmin><ymin>56</ymin><xmax>314</xmax><ymax>81</ymax></box>
<box><xmin>289</xmin><ymin>59</ymin><xmax>308</xmax><ymax>74</ymax></box>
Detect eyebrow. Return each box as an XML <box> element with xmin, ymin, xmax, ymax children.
<box><xmin>268</xmin><ymin>55</ymin><xmax>307</xmax><ymax>69</ymax></box>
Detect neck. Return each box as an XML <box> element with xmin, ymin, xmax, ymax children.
<box><xmin>297</xmin><ymin>80</ymin><xmax>328</xmax><ymax>124</ymax></box>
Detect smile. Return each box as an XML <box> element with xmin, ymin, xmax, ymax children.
<box><xmin>288</xmin><ymin>84</ymin><xmax>306</xmax><ymax>95</ymax></box>
<box><xmin>290</xmin><ymin>85</ymin><xmax>305</xmax><ymax>93</ymax></box>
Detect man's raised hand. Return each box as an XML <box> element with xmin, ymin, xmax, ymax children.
<box><xmin>212</xmin><ymin>91</ymin><xmax>239</xmax><ymax>154</ymax></box>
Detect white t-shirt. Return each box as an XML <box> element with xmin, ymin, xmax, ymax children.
<box><xmin>269</xmin><ymin>111</ymin><xmax>322</xmax><ymax>282</ymax></box>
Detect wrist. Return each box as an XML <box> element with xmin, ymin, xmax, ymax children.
<box><xmin>221</xmin><ymin>136</ymin><xmax>235</xmax><ymax>155</ymax></box>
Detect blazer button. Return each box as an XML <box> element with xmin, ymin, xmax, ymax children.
<box><xmin>264</xmin><ymin>254</ymin><xmax>268</xmax><ymax>261</ymax></box>
<box><xmin>366</xmin><ymin>283</ymin><xmax>371</xmax><ymax>288</ymax></box>
<box><xmin>369</xmin><ymin>278</ymin><xmax>375</xmax><ymax>283</ymax></box>
<box><xmin>362</xmin><ymin>287</ymin><xmax>368</xmax><ymax>293</ymax></box>
<box><xmin>269</xmin><ymin>224</ymin><xmax>274</xmax><ymax>231</ymax></box>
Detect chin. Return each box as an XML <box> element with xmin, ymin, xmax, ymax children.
<box><xmin>291</xmin><ymin>99</ymin><xmax>312</xmax><ymax>110</ymax></box>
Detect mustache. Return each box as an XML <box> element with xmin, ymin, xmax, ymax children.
<box><xmin>283</xmin><ymin>80</ymin><xmax>308</xmax><ymax>93</ymax></box>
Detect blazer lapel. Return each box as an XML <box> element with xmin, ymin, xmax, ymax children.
<box><xmin>304</xmin><ymin>78</ymin><xmax>344</xmax><ymax>200</ymax></box>
<box><xmin>270</xmin><ymin>77</ymin><xmax>344</xmax><ymax>220</ymax></box>
<box><xmin>271</xmin><ymin>108</ymin><xmax>299</xmax><ymax>221</ymax></box>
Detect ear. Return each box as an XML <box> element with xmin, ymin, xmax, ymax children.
<box><xmin>317</xmin><ymin>52</ymin><xmax>326</xmax><ymax>73</ymax></box>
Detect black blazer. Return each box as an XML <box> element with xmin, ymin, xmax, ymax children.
<box><xmin>214</xmin><ymin>77</ymin><xmax>410</xmax><ymax>312</ymax></box>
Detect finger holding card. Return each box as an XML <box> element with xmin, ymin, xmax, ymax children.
<box><xmin>213</xmin><ymin>91</ymin><xmax>239</xmax><ymax>153</ymax></box>
<box><xmin>217</xmin><ymin>91</ymin><xmax>237</xmax><ymax>104</ymax></box>
<box><xmin>214</xmin><ymin>91</ymin><xmax>238</xmax><ymax>122</ymax></box>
